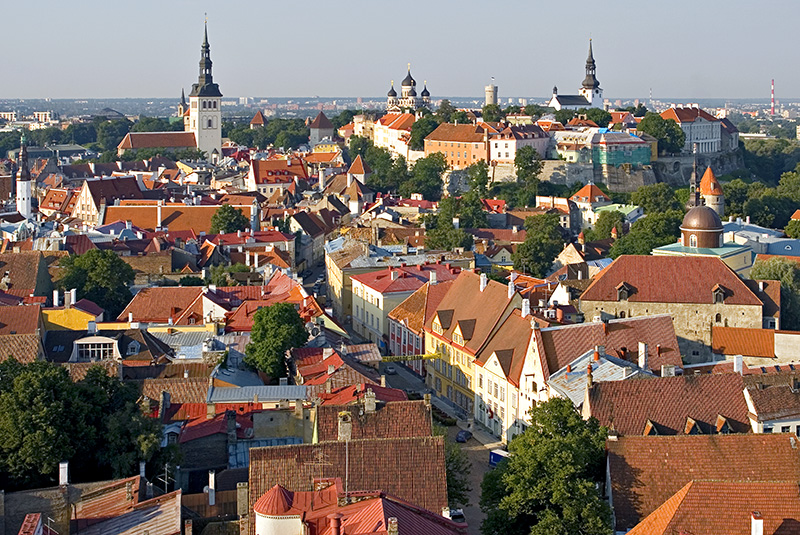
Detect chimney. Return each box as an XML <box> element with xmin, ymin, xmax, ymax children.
<box><xmin>184</xmin><ymin>519</ymin><xmax>193</xmax><ymax>535</ymax></box>
<box><xmin>566</xmin><ymin>364</ymin><xmax>572</xmax><ymax>373</ymax></box>
<box><xmin>381</xmin><ymin>374</ymin><xmax>386</xmax><ymax>387</ymax></box>
<box><xmin>88</xmin><ymin>321</ymin><xmax>97</xmax><ymax>334</ymax></box>
<box><xmin>157</xmin><ymin>200</ymin><xmax>163</xmax><ymax>229</ymax></box>
<box><xmin>237</xmin><ymin>482</ymin><xmax>250</xmax><ymax>517</ymax></box>
<box><xmin>758</xmin><ymin>280</ymin><xmax>765</xmax><ymax>292</ymax></box>
<box><xmin>734</xmin><ymin>354</ymin><xmax>743</xmax><ymax>375</ymax></box>
<box><xmin>323</xmin><ymin>348</ymin><xmax>334</xmax><ymax>359</ymax></box>
<box><xmin>327</xmin><ymin>364</ymin><xmax>335</xmax><ymax>375</ymax></box>
<box><xmin>208</xmin><ymin>470</ymin><xmax>216</xmax><ymax>506</ymax></box>
<box><xmin>508</xmin><ymin>281</ymin><xmax>515</xmax><ymax>299</ymax></box>
<box><xmin>387</xmin><ymin>517</ymin><xmax>399</xmax><ymax>535</ymax></box>
<box><xmin>59</xmin><ymin>460</ymin><xmax>69</xmax><ymax>486</ymax></box>
<box><xmin>207</xmin><ymin>403</ymin><xmax>216</xmax><ymax>419</ymax></box>
<box><xmin>295</xmin><ymin>399</ymin><xmax>304</xmax><ymax>417</ymax></box>
<box><xmin>661</xmin><ymin>364</ymin><xmax>676</xmax><ymax>377</ymax></box>
<box><xmin>364</xmin><ymin>388</ymin><xmax>376</xmax><ymax>413</ymax></box>
<box><xmin>521</xmin><ymin>298</ymin><xmax>530</xmax><ymax>318</ymax></box>
<box><xmin>746</xmin><ymin>215</ymin><xmax>751</xmax><ymax>224</ymax></box>
<box><xmin>391</xmin><ymin>269</ymin><xmax>399</xmax><ymax>281</ymax></box>
<box><xmin>140</xmin><ymin>460</ymin><xmax>146</xmax><ymax>478</ymax></box>
<box><xmin>586</xmin><ymin>364</ymin><xmax>593</xmax><ymax>388</ymax></box>
<box><xmin>480</xmin><ymin>273</ymin><xmax>488</xmax><ymax>292</ymax></box>
<box><xmin>328</xmin><ymin>513</ymin><xmax>344</xmax><ymax>535</ymax></box>
<box><xmin>184</xmin><ymin>369</ymin><xmax>189</xmax><ymax>379</ymax></box>
<box><xmin>70</xmin><ymin>288</ymin><xmax>77</xmax><ymax>305</ymax></box>
<box><xmin>751</xmin><ymin>512</ymin><xmax>763</xmax><ymax>535</ymax></box>
<box><xmin>452</xmin><ymin>217</ymin><xmax>460</xmax><ymax>229</ymax></box>
<box><xmin>638</xmin><ymin>342</ymin><xmax>648</xmax><ymax>370</ymax></box>
<box><xmin>319</xmin><ymin>167</ymin><xmax>325</xmax><ymax>191</ymax></box>
<box><xmin>52</xmin><ymin>290</ymin><xmax>59</xmax><ymax>307</ymax></box>
<box><xmin>347</xmin><ymin>173</ymin><xmax>354</xmax><ymax>187</ymax></box>
<box><xmin>337</xmin><ymin>411</ymin><xmax>352</xmax><ymax>441</ymax></box>
<box><xmin>430</xmin><ymin>270</ymin><xmax>438</xmax><ymax>285</ymax></box>
<box><xmin>593</xmin><ymin>346</ymin><xmax>600</xmax><ymax>361</ymax></box>
<box><xmin>424</xmin><ymin>393</ymin><xmax>431</xmax><ymax>407</ymax></box>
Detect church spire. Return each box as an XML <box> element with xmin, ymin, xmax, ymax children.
<box><xmin>189</xmin><ymin>20</ymin><xmax>222</xmax><ymax>98</ymax></box>
<box><xmin>180</xmin><ymin>88</ymin><xmax>187</xmax><ymax>107</ymax></box>
<box><xmin>581</xmin><ymin>39</ymin><xmax>600</xmax><ymax>90</ymax></box>
<box><xmin>687</xmin><ymin>144</ymin><xmax>702</xmax><ymax>209</ymax></box>
<box><xmin>17</xmin><ymin>133</ymin><xmax>29</xmax><ymax>182</ymax></box>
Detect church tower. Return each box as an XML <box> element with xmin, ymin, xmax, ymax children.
<box><xmin>16</xmin><ymin>134</ymin><xmax>32</xmax><ymax>219</ymax></box>
<box><xmin>187</xmin><ymin>22</ymin><xmax>222</xmax><ymax>160</ymax></box>
<box><xmin>577</xmin><ymin>40</ymin><xmax>602</xmax><ymax>107</ymax></box>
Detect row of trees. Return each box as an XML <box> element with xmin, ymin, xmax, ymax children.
<box><xmin>225</xmin><ymin>118</ymin><xmax>310</xmax><ymax>150</ymax></box>
<box><xmin>0</xmin><ymin>360</ymin><xmax>162</xmax><ymax>490</ymax></box>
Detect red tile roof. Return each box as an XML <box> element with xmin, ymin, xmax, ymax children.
<box><xmin>348</xmin><ymin>154</ymin><xmax>371</xmax><ymax>175</ymax></box>
<box><xmin>0</xmin><ymin>305</ymin><xmax>41</xmax><ymax>335</ymax></box>
<box><xmin>569</xmin><ymin>184</ymin><xmax>610</xmax><ymax>203</ymax></box>
<box><xmin>585</xmin><ymin>373</ymin><xmax>750</xmax><ymax>435</ymax></box>
<box><xmin>315</xmin><ymin>400</ymin><xmax>431</xmax><ymax>442</ymax></box>
<box><xmin>389</xmin><ymin>280</ymin><xmax>454</xmax><ymax>337</ymax></box>
<box><xmin>538</xmin><ymin>315</ymin><xmax>681</xmax><ymax>379</ymax></box>
<box><xmin>425</xmin><ymin>123</ymin><xmax>487</xmax><ymax>143</ymax></box>
<box><xmin>179</xmin><ymin>411</ymin><xmax>254</xmax><ymax>443</ymax></box>
<box><xmin>744</xmin><ymin>371</ymin><xmax>800</xmax><ymax>422</ymax></box>
<box><xmin>581</xmin><ymin>255</ymin><xmax>764</xmax><ymax>306</ymax></box>
<box><xmin>248</xmin><ymin>436</ymin><xmax>448</xmax><ymax>532</ymax></box>
<box><xmin>628</xmin><ymin>480</ymin><xmax>800</xmax><ymax>535</ymax></box>
<box><xmin>0</xmin><ymin>333</ymin><xmax>42</xmax><ymax>363</ymax></box>
<box><xmin>317</xmin><ymin>383</ymin><xmax>408</xmax><ymax>406</ymax></box>
<box><xmin>139</xmin><ymin>377</ymin><xmax>209</xmax><ymax>404</ymax></box>
<box><xmin>712</xmin><ymin>326</ymin><xmax>774</xmax><ymax>358</ymax></box>
<box><xmin>309</xmin><ymin>111</ymin><xmax>333</xmax><ymax>130</ymax></box>
<box><xmin>250</xmin><ymin>110</ymin><xmax>266</xmax><ymax>126</ymax></box>
<box><xmin>351</xmin><ymin>263</ymin><xmax>461</xmax><ymax>295</ymax></box>
<box><xmin>699</xmin><ymin>167</ymin><xmax>723</xmax><ymax>196</ymax></box>
<box><xmin>117</xmin><ymin>131</ymin><xmax>197</xmax><ymax>150</ymax></box>
<box><xmin>104</xmin><ymin>203</ymin><xmax>256</xmax><ymax>233</ymax></box>
<box><xmin>250</xmin><ymin>158</ymin><xmax>308</xmax><ymax>184</ymax></box>
<box><xmin>607</xmin><ymin>434</ymin><xmax>800</xmax><ymax>531</ymax></box>
<box><xmin>660</xmin><ymin>106</ymin><xmax>719</xmax><ymax>124</ymax></box>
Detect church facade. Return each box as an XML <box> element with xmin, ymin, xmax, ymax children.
<box><xmin>387</xmin><ymin>66</ymin><xmax>430</xmax><ymax>112</ymax></box>
<box><xmin>547</xmin><ymin>41</ymin><xmax>604</xmax><ymax>111</ymax></box>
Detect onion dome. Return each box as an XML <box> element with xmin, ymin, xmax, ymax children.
<box><xmin>408</xmin><ymin>87</ymin><xmax>417</xmax><ymax>97</ymax></box>
<box><xmin>402</xmin><ymin>65</ymin><xmax>415</xmax><ymax>87</ymax></box>
<box><xmin>387</xmin><ymin>81</ymin><xmax>397</xmax><ymax>98</ymax></box>
<box><xmin>421</xmin><ymin>81</ymin><xmax>430</xmax><ymax>97</ymax></box>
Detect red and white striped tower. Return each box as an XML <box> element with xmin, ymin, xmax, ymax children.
<box><xmin>771</xmin><ymin>79</ymin><xmax>775</xmax><ymax>116</ymax></box>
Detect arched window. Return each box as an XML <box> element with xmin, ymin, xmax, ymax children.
<box><xmin>619</xmin><ymin>311</ymin><xmax>626</xmax><ymax>318</ymax></box>
<box><xmin>715</xmin><ymin>313</ymin><xmax>722</xmax><ymax>323</ymax></box>
<box><xmin>689</xmin><ymin>234</ymin><xmax>698</xmax><ymax>248</ymax></box>
<box><xmin>202</xmin><ymin>101</ymin><xmax>207</xmax><ymax>109</ymax></box>
<box><xmin>207</xmin><ymin>118</ymin><xmax>213</xmax><ymax>128</ymax></box>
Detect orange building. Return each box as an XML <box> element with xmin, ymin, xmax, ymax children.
<box><xmin>423</xmin><ymin>123</ymin><xmax>492</xmax><ymax>169</ymax></box>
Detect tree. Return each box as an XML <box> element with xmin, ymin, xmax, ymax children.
<box><xmin>59</xmin><ymin>249</ymin><xmax>135</xmax><ymax>319</ymax></box>
<box><xmin>409</xmin><ymin>115</ymin><xmax>440</xmax><ymax>151</ymax></box>
<box><xmin>751</xmin><ymin>257</ymin><xmax>800</xmax><ymax>330</ymax></box>
<box><xmin>245</xmin><ymin>303</ymin><xmax>309</xmax><ymax>378</ymax></box>
<box><xmin>480</xmin><ymin>398</ymin><xmax>611</xmax><ymax>535</ymax></box>
<box><xmin>524</xmin><ymin>104</ymin><xmax>546</xmax><ymax>118</ymax></box>
<box><xmin>554</xmin><ymin>109</ymin><xmax>576</xmax><ymax>125</ymax></box>
<box><xmin>348</xmin><ymin>135</ymin><xmax>372</xmax><ymax>160</ymax></box>
<box><xmin>637</xmin><ymin>112</ymin><xmax>686</xmax><ymax>155</ymax></box>
<box><xmin>433</xmin><ymin>425</ymin><xmax>472</xmax><ymax>508</ymax></box>
<box><xmin>210</xmin><ymin>204</ymin><xmax>249</xmax><ymax>234</ymax></box>
<box><xmin>436</xmin><ymin>100</ymin><xmax>456</xmax><ymax>123</ymax></box>
<box><xmin>131</xmin><ymin>116</ymin><xmax>182</xmax><ymax>133</ymax></box>
<box><xmin>630</xmin><ymin>183</ymin><xmax>681</xmax><ymax>213</ymax></box>
<box><xmin>512</xmin><ymin>214</ymin><xmax>564</xmax><ymax>277</ymax></box>
<box><xmin>777</xmin><ymin>163</ymin><xmax>800</xmax><ymax>201</ymax></box>
<box><xmin>513</xmin><ymin>145</ymin><xmax>544</xmax><ymax>207</ymax></box>
<box><xmin>582</xmin><ymin>108</ymin><xmax>613</xmax><ymax>128</ymax></box>
<box><xmin>723</xmin><ymin>178</ymin><xmax>750</xmax><ymax>216</ymax></box>
<box><xmin>610</xmin><ymin>210</ymin><xmax>683</xmax><ymax>257</ymax></box>
<box><xmin>586</xmin><ymin>210</ymin><xmax>625</xmax><ymax>241</ymax></box>
<box><xmin>96</xmin><ymin>119</ymin><xmax>132</xmax><ymax>152</ymax></box>
<box><xmin>399</xmin><ymin>153</ymin><xmax>447</xmax><ymax>200</ymax></box>
<box><xmin>482</xmin><ymin>104</ymin><xmax>503</xmax><ymax>123</ymax></box>
<box><xmin>785</xmin><ymin>220</ymin><xmax>800</xmax><ymax>239</ymax></box>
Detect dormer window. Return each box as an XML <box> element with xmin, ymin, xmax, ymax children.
<box><xmin>127</xmin><ymin>341</ymin><xmax>140</xmax><ymax>356</ymax></box>
<box><xmin>685</xmin><ymin>417</ymin><xmax>701</xmax><ymax>435</ymax></box>
<box><xmin>712</xmin><ymin>285</ymin><xmax>726</xmax><ymax>304</ymax></box>
<box><xmin>616</xmin><ymin>282</ymin><xmax>632</xmax><ymax>302</ymax></box>
<box><xmin>432</xmin><ymin>320</ymin><xmax>443</xmax><ymax>335</ymax></box>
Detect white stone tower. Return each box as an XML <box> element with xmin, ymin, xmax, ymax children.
<box><xmin>485</xmin><ymin>80</ymin><xmax>498</xmax><ymax>106</ymax></box>
<box><xmin>16</xmin><ymin>134</ymin><xmax>32</xmax><ymax>219</ymax></box>
<box><xmin>188</xmin><ymin>22</ymin><xmax>222</xmax><ymax>160</ymax></box>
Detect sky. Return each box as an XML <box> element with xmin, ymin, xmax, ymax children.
<box><xmin>4</xmin><ymin>0</ymin><xmax>797</xmax><ymax>101</ymax></box>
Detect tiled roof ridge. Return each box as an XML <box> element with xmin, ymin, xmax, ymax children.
<box><xmin>539</xmin><ymin>313</ymin><xmax>674</xmax><ymax>332</ymax></box>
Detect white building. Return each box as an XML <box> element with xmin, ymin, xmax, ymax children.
<box><xmin>489</xmin><ymin>124</ymin><xmax>549</xmax><ymax>164</ymax></box>
<box><xmin>547</xmin><ymin>40</ymin><xmax>603</xmax><ymax>111</ymax></box>
<box><xmin>660</xmin><ymin>106</ymin><xmax>721</xmax><ymax>154</ymax></box>
<box><xmin>187</xmin><ymin>23</ymin><xmax>222</xmax><ymax>160</ymax></box>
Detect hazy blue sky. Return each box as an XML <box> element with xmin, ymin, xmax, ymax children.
<box><xmin>4</xmin><ymin>0</ymin><xmax>796</xmax><ymax>100</ymax></box>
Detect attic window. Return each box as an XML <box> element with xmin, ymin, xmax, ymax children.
<box><xmin>643</xmin><ymin>420</ymin><xmax>658</xmax><ymax>436</ymax></box>
<box><xmin>684</xmin><ymin>417</ymin><xmax>702</xmax><ymax>435</ymax></box>
<box><xmin>712</xmin><ymin>286</ymin><xmax>726</xmax><ymax>304</ymax></box>
<box><xmin>127</xmin><ymin>341</ymin><xmax>140</xmax><ymax>356</ymax></box>
<box><xmin>716</xmin><ymin>415</ymin><xmax>730</xmax><ymax>434</ymax></box>
<box><xmin>616</xmin><ymin>282</ymin><xmax>631</xmax><ymax>302</ymax></box>
<box><xmin>432</xmin><ymin>320</ymin><xmax>443</xmax><ymax>335</ymax></box>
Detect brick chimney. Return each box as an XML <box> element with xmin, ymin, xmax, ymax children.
<box><xmin>587</xmin><ymin>364</ymin><xmax>593</xmax><ymax>388</ymax></box>
<box><xmin>328</xmin><ymin>513</ymin><xmax>344</xmax><ymax>535</ymax></box>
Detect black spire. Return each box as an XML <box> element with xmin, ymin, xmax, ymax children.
<box><xmin>180</xmin><ymin>88</ymin><xmax>187</xmax><ymax>108</ymax></box>
<box><xmin>687</xmin><ymin>144</ymin><xmax>702</xmax><ymax>209</ymax></box>
<box><xmin>189</xmin><ymin>21</ymin><xmax>222</xmax><ymax>98</ymax></box>
<box><xmin>581</xmin><ymin>39</ymin><xmax>600</xmax><ymax>90</ymax></box>
<box><xmin>17</xmin><ymin>133</ymin><xmax>29</xmax><ymax>182</ymax></box>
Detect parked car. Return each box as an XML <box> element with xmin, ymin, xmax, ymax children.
<box><xmin>455</xmin><ymin>429</ymin><xmax>473</xmax><ymax>443</ymax></box>
<box><xmin>384</xmin><ymin>365</ymin><xmax>397</xmax><ymax>375</ymax></box>
<box><xmin>449</xmin><ymin>509</ymin><xmax>466</xmax><ymax>523</ymax></box>
<box><xmin>489</xmin><ymin>448</ymin><xmax>510</xmax><ymax>467</ymax></box>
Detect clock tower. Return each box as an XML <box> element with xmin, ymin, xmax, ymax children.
<box><xmin>188</xmin><ymin>22</ymin><xmax>222</xmax><ymax>160</ymax></box>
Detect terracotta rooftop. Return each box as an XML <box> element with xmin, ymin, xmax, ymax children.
<box><xmin>139</xmin><ymin>377</ymin><xmax>209</xmax><ymax>404</ymax></box>
<box><xmin>103</xmin><ymin>203</ymin><xmax>256</xmax><ymax>233</ymax></box>
<box><xmin>475</xmin><ymin>309</ymin><xmax>533</xmax><ymax>388</ymax></box>
<box><xmin>585</xmin><ymin>373</ymin><xmax>750</xmax><ymax>435</ymax></box>
<box><xmin>606</xmin><ymin>434</ymin><xmax>800</xmax><ymax>531</ymax></box>
<box><xmin>425</xmin><ymin>123</ymin><xmax>487</xmax><ymax>143</ymax></box>
<box><xmin>0</xmin><ymin>305</ymin><xmax>41</xmax><ymax>335</ymax></box>
<box><xmin>628</xmin><ymin>480</ymin><xmax>800</xmax><ymax>535</ymax></box>
<box><xmin>570</xmin><ymin>183</ymin><xmax>610</xmax><ymax>203</ymax></box>
<box><xmin>581</xmin><ymin>255</ymin><xmax>764</xmax><ymax>306</ymax></box>
<box><xmin>745</xmin><ymin>371</ymin><xmax>800</xmax><ymax>423</ymax></box>
<box><xmin>660</xmin><ymin>106</ymin><xmax>719</xmax><ymax>124</ymax></box>
<box><xmin>309</xmin><ymin>111</ymin><xmax>333</xmax><ymax>130</ymax></box>
<box><xmin>537</xmin><ymin>315</ymin><xmax>681</xmax><ymax>380</ymax></box>
<box><xmin>352</xmin><ymin>263</ymin><xmax>461</xmax><ymax>295</ymax></box>
<box><xmin>250</xmin><ymin>110</ymin><xmax>266</xmax><ymax>126</ymax></box>
<box><xmin>317</xmin><ymin>383</ymin><xmax>408</xmax><ymax>406</ymax></box>
<box><xmin>315</xmin><ymin>400</ymin><xmax>432</xmax><ymax>442</ymax></box>
<box><xmin>248</xmin><ymin>436</ymin><xmax>448</xmax><ymax>532</ymax></box>
<box><xmin>348</xmin><ymin>154</ymin><xmax>371</xmax><ymax>175</ymax></box>
<box><xmin>0</xmin><ymin>251</ymin><xmax>49</xmax><ymax>298</ymax></box>
<box><xmin>250</xmin><ymin>158</ymin><xmax>309</xmax><ymax>184</ymax></box>
<box><xmin>712</xmin><ymin>326</ymin><xmax>775</xmax><ymax>358</ymax></box>
<box><xmin>389</xmin><ymin>280</ymin><xmax>454</xmax><ymax>336</ymax></box>
<box><xmin>117</xmin><ymin>131</ymin><xmax>197</xmax><ymax>150</ymax></box>
<box><xmin>0</xmin><ymin>333</ymin><xmax>42</xmax><ymax>363</ymax></box>
<box><xmin>699</xmin><ymin>167</ymin><xmax>724</xmax><ymax>196</ymax></box>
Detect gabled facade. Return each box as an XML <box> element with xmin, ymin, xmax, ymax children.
<box><xmin>660</xmin><ymin>106</ymin><xmax>721</xmax><ymax>154</ymax></box>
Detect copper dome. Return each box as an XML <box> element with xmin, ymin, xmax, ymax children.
<box><xmin>681</xmin><ymin>205</ymin><xmax>723</xmax><ymax>231</ymax></box>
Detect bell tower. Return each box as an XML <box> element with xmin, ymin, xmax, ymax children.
<box><xmin>16</xmin><ymin>134</ymin><xmax>32</xmax><ymax>220</ymax></box>
<box><xmin>187</xmin><ymin>20</ymin><xmax>222</xmax><ymax>160</ymax></box>
<box><xmin>577</xmin><ymin>39</ymin><xmax>602</xmax><ymax>107</ymax></box>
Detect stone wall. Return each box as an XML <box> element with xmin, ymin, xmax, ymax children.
<box><xmin>539</xmin><ymin>161</ymin><xmax>594</xmax><ymax>186</ymax></box>
<box><xmin>580</xmin><ymin>300</ymin><xmax>763</xmax><ymax>363</ymax></box>
<box><xmin>653</xmin><ymin>149</ymin><xmax>745</xmax><ymax>187</ymax></box>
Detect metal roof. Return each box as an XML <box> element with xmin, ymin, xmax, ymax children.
<box><xmin>207</xmin><ymin>384</ymin><xmax>306</xmax><ymax>403</ymax></box>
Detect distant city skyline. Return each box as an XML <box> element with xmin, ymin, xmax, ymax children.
<box><xmin>5</xmin><ymin>0</ymin><xmax>798</xmax><ymax>101</ymax></box>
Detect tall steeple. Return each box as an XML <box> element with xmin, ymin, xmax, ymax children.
<box><xmin>180</xmin><ymin>88</ymin><xmax>187</xmax><ymax>108</ymax></box>
<box><xmin>687</xmin><ymin>144</ymin><xmax>702</xmax><ymax>209</ymax></box>
<box><xmin>16</xmin><ymin>133</ymin><xmax>32</xmax><ymax>219</ymax></box>
<box><xmin>582</xmin><ymin>39</ymin><xmax>600</xmax><ymax>90</ymax></box>
<box><xmin>189</xmin><ymin>20</ymin><xmax>222</xmax><ymax>98</ymax></box>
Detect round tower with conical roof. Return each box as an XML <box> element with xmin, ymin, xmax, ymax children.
<box><xmin>699</xmin><ymin>167</ymin><xmax>725</xmax><ymax>217</ymax></box>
